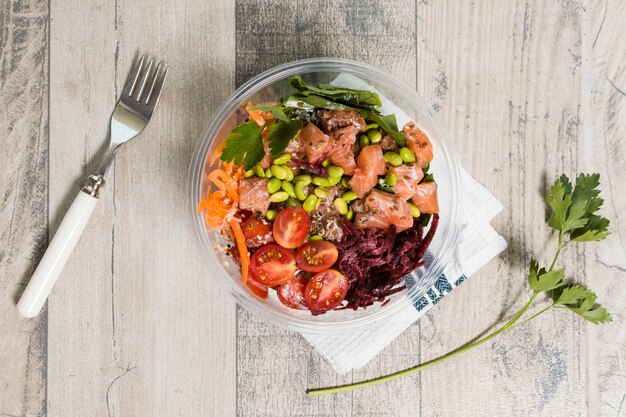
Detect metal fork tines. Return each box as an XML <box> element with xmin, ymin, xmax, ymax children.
<box><xmin>120</xmin><ymin>56</ymin><xmax>168</xmax><ymax>119</ymax></box>
<box><xmin>93</xmin><ymin>55</ymin><xmax>168</xmax><ymax>179</ymax></box>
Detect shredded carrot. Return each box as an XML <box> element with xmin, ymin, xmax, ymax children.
<box><xmin>208</xmin><ymin>169</ymin><xmax>239</xmax><ymax>202</ymax></box>
<box><xmin>198</xmin><ymin>157</ymin><xmax>245</xmax><ymax>230</ymax></box>
<box><xmin>229</xmin><ymin>219</ymin><xmax>249</xmax><ymax>283</ymax></box>
<box><xmin>198</xmin><ymin>101</ymin><xmax>269</xmax><ymax>233</ymax></box>
<box><xmin>246</xmin><ymin>102</ymin><xmax>267</xmax><ymax>127</ymax></box>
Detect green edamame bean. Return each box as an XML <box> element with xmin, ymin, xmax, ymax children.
<box><xmin>321</xmin><ymin>159</ymin><xmax>330</xmax><ymax>168</ymax></box>
<box><xmin>294</xmin><ymin>174</ymin><xmax>312</xmax><ymax>185</ymax></box>
<box><xmin>315</xmin><ymin>198</ymin><xmax>321</xmax><ymax>209</ymax></box>
<box><xmin>269</xmin><ymin>191</ymin><xmax>289</xmax><ymax>203</ymax></box>
<box><xmin>383</xmin><ymin>152</ymin><xmax>403</xmax><ymax>166</ymax></box>
<box><xmin>254</xmin><ymin>165</ymin><xmax>265</xmax><ymax>178</ymax></box>
<box><xmin>346</xmin><ymin>209</ymin><xmax>354</xmax><ymax>221</ymax></box>
<box><xmin>328</xmin><ymin>175</ymin><xmax>341</xmax><ymax>186</ymax></box>
<box><xmin>359</xmin><ymin>135</ymin><xmax>370</xmax><ymax>148</ymax></box>
<box><xmin>364</xmin><ymin>123</ymin><xmax>379</xmax><ymax>131</ymax></box>
<box><xmin>312</xmin><ymin>176</ymin><xmax>331</xmax><ymax>187</ymax></box>
<box><xmin>314</xmin><ymin>187</ymin><xmax>330</xmax><ymax>199</ymax></box>
<box><xmin>341</xmin><ymin>177</ymin><xmax>350</xmax><ymax>188</ymax></box>
<box><xmin>281</xmin><ymin>181</ymin><xmax>296</xmax><ymax>198</ymax></box>
<box><xmin>303</xmin><ymin>194</ymin><xmax>318</xmax><ymax>212</ymax></box>
<box><xmin>367</xmin><ymin>130</ymin><xmax>382</xmax><ymax>144</ymax></box>
<box><xmin>385</xmin><ymin>173</ymin><xmax>397</xmax><ymax>187</ymax></box>
<box><xmin>270</xmin><ymin>165</ymin><xmax>287</xmax><ymax>180</ymax></box>
<box><xmin>267</xmin><ymin>178</ymin><xmax>281</xmax><ymax>194</ymax></box>
<box><xmin>327</xmin><ymin>165</ymin><xmax>344</xmax><ymax>178</ymax></box>
<box><xmin>285</xmin><ymin>197</ymin><xmax>301</xmax><ymax>208</ymax></box>
<box><xmin>333</xmin><ymin>198</ymin><xmax>348</xmax><ymax>215</ymax></box>
<box><xmin>309</xmin><ymin>235</ymin><xmax>323</xmax><ymax>241</ymax></box>
<box><xmin>273</xmin><ymin>152</ymin><xmax>292</xmax><ymax>165</ymax></box>
<box><xmin>407</xmin><ymin>202</ymin><xmax>421</xmax><ymax>218</ymax></box>
<box><xmin>283</xmin><ymin>166</ymin><xmax>294</xmax><ymax>181</ymax></box>
<box><xmin>265</xmin><ymin>167</ymin><xmax>273</xmax><ymax>178</ymax></box>
<box><xmin>244</xmin><ymin>169</ymin><xmax>255</xmax><ymax>179</ymax></box>
<box><xmin>265</xmin><ymin>210</ymin><xmax>277</xmax><ymax>221</ymax></box>
<box><xmin>295</xmin><ymin>181</ymin><xmax>309</xmax><ymax>201</ymax></box>
<box><xmin>399</xmin><ymin>147</ymin><xmax>415</xmax><ymax>163</ymax></box>
<box><xmin>342</xmin><ymin>190</ymin><xmax>358</xmax><ymax>201</ymax></box>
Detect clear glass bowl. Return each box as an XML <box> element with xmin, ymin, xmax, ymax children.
<box><xmin>188</xmin><ymin>58</ymin><xmax>461</xmax><ymax>335</ymax></box>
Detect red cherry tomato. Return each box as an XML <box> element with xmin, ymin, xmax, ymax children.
<box><xmin>242</xmin><ymin>216</ymin><xmax>273</xmax><ymax>248</ymax></box>
<box><xmin>277</xmin><ymin>272</ymin><xmax>308</xmax><ymax>310</ymax></box>
<box><xmin>246</xmin><ymin>276</ymin><xmax>268</xmax><ymax>299</ymax></box>
<box><xmin>272</xmin><ymin>207</ymin><xmax>311</xmax><ymax>249</ymax></box>
<box><xmin>296</xmin><ymin>241</ymin><xmax>339</xmax><ymax>273</ymax></box>
<box><xmin>304</xmin><ymin>269</ymin><xmax>349</xmax><ymax>314</ymax></box>
<box><xmin>249</xmin><ymin>244</ymin><xmax>296</xmax><ymax>286</ymax></box>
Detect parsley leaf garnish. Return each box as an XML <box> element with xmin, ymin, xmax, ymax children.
<box><xmin>552</xmin><ymin>284</ymin><xmax>612</xmax><ymax>324</ymax></box>
<box><xmin>307</xmin><ymin>173</ymin><xmax>613</xmax><ymax>397</ymax></box>
<box><xmin>219</xmin><ymin>121</ymin><xmax>264</xmax><ymax>170</ymax></box>
<box><xmin>266</xmin><ymin>119</ymin><xmax>303</xmax><ymax>158</ymax></box>
<box><xmin>547</xmin><ymin>173</ymin><xmax>610</xmax><ymax>241</ymax></box>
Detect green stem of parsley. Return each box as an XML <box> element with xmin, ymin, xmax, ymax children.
<box><xmin>549</xmin><ymin>231</ymin><xmax>566</xmax><ymax>271</ymax></box>
<box><xmin>306</xmin><ymin>240</ymin><xmax>565</xmax><ymax>397</ymax></box>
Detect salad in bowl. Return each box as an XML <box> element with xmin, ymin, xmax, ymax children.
<box><xmin>198</xmin><ymin>75</ymin><xmax>439</xmax><ymax>315</ymax></box>
<box><xmin>189</xmin><ymin>58</ymin><xmax>460</xmax><ymax>333</ymax></box>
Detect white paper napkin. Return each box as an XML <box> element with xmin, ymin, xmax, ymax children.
<box><xmin>301</xmin><ymin>74</ymin><xmax>507</xmax><ymax>374</ymax></box>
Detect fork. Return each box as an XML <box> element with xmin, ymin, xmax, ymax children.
<box><xmin>17</xmin><ymin>56</ymin><xmax>168</xmax><ymax>318</ymax></box>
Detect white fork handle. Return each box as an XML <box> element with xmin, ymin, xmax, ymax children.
<box><xmin>17</xmin><ymin>191</ymin><xmax>98</xmax><ymax>318</ymax></box>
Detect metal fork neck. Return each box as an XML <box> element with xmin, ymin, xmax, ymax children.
<box><xmin>82</xmin><ymin>143</ymin><xmax>119</xmax><ymax>198</ymax></box>
<box><xmin>94</xmin><ymin>143</ymin><xmax>120</xmax><ymax>179</ymax></box>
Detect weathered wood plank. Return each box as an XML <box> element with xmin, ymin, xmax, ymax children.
<box><xmin>582</xmin><ymin>0</ymin><xmax>626</xmax><ymax>415</ymax></box>
<box><xmin>416</xmin><ymin>1</ymin><xmax>592</xmax><ymax>416</ymax></box>
<box><xmin>47</xmin><ymin>1</ymin><xmax>237</xmax><ymax>417</ymax></box>
<box><xmin>108</xmin><ymin>1</ymin><xmax>238</xmax><ymax>416</ymax></box>
<box><xmin>0</xmin><ymin>0</ymin><xmax>48</xmax><ymax>415</ymax></box>
<box><xmin>235</xmin><ymin>1</ymin><xmax>422</xmax><ymax>416</ymax></box>
<box><xmin>47</xmin><ymin>0</ymin><xmax>117</xmax><ymax>415</ymax></box>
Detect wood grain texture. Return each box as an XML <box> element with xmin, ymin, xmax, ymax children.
<box><xmin>235</xmin><ymin>1</ymin><xmax>423</xmax><ymax>416</ymax></box>
<box><xmin>47</xmin><ymin>0</ymin><xmax>119</xmax><ymax>415</ymax></box>
<box><xmin>583</xmin><ymin>0</ymin><xmax>626</xmax><ymax>415</ymax></box>
<box><xmin>0</xmin><ymin>0</ymin><xmax>48</xmax><ymax>415</ymax></box>
<box><xmin>46</xmin><ymin>1</ymin><xmax>237</xmax><ymax>417</ymax></box>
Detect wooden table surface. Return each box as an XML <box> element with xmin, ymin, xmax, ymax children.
<box><xmin>2</xmin><ymin>0</ymin><xmax>625</xmax><ymax>416</ymax></box>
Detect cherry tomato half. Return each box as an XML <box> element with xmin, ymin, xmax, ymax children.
<box><xmin>242</xmin><ymin>216</ymin><xmax>273</xmax><ymax>248</ymax></box>
<box><xmin>272</xmin><ymin>207</ymin><xmax>311</xmax><ymax>249</ymax></box>
<box><xmin>296</xmin><ymin>241</ymin><xmax>339</xmax><ymax>273</ymax></box>
<box><xmin>246</xmin><ymin>276</ymin><xmax>268</xmax><ymax>299</ymax></box>
<box><xmin>277</xmin><ymin>272</ymin><xmax>308</xmax><ymax>310</ymax></box>
<box><xmin>249</xmin><ymin>244</ymin><xmax>296</xmax><ymax>286</ymax></box>
<box><xmin>304</xmin><ymin>269</ymin><xmax>349</xmax><ymax>314</ymax></box>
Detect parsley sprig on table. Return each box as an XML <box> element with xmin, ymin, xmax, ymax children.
<box><xmin>307</xmin><ymin>173</ymin><xmax>612</xmax><ymax>397</ymax></box>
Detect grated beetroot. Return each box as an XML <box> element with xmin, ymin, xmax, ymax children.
<box><xmin>335</xmin><ymin>214</ymin><xmax>439</xmax><ymax>310</ymax></box>
<box><xmin>290</xmin><ymin>154</ymin><xmax>329</xmax><ymax>178</ymax></box>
